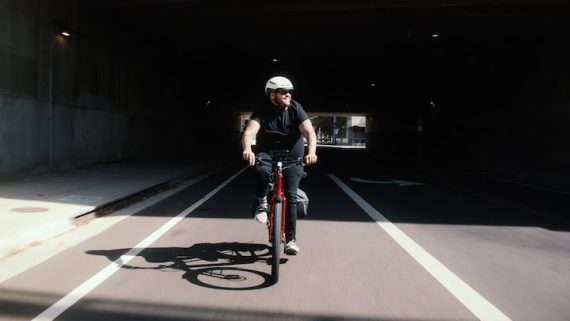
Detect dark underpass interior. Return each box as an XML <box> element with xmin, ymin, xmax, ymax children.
<box><xmin>83</xmin><ymin>1</ymin><xmax>570</xmax><ymax>186</ymax></box>
<box><xmin>2</xmin><ymin>3</ymin><xmax>570</xmax><ymax>320</ymax></box>
<box><xmin>3</xmin><ymin>0</ymin><xmax>570</xmax><ymax>190</ymax></box>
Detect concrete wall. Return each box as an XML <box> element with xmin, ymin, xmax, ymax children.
<box><xmin>0</xmin><ymin>0</ymin><xmax>156</xmax><ymax>179</ymax></box>
<box><xmin>0</xmin><ymin>1</ymin><xmax>43</xmax><ymax>176</ymax></box>
<box><xmin>0</xmin><ymin>95</ymin><xmax>49</xmax><ymax>175</ymax></box>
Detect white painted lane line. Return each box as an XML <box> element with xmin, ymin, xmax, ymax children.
<box><xmin>350</xmin><ymin>177</ymin><xmax>423</xmax><ymax>187</ymax></box>
<box><xmin>479</xmin><ymin>175</ymin><xmax>570</xmax><ymax>195</ymax></box>
<box><xmin>328</xmin><ymin>174</ymin><xmax>512</xmax><ymax>321</ymax></box>
<box><xmin>32</xmin><ymin>167</ymin><xmax>248</xmax><ymax>321</ymax></box>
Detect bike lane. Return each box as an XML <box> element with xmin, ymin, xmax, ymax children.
<box><xmin>0</xmin><ymin>167</ymin><xmax>244</xmax><ymax>321</ymax></box>
<box><xmin>2</xmin><ymin>164</ymin><xmax>513</xmax><ymax>321</ymax></box>
<box><xmin>331</xmin><ymin>172</ymin><xmax>570</xmax><ymax>321</ymax></box>
<box><xmin>14</xmin><ymin>167</ymin><xmax>485</xmax><ymax>321</ymax></box>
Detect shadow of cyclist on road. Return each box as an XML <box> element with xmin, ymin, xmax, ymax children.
<box><xmin>87</xmin><ymin>242</ymin><xmax>274</xmax><ymax>290</ymax></box>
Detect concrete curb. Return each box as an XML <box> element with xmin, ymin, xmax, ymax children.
<box><xmin>0</xmin><ymin>171</ymin><xmax>196</xmax><ymax>261</ymax></box>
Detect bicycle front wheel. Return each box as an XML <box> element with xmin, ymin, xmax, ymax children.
<box><xmin>271</xmin><ymin>201</ymin><xmax>282</xmax><ymax>284</ymax></box>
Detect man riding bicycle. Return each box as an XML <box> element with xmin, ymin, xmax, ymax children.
<box><xmin>241</xmin><ymin>76</ymin><xmax>318</xmax><ymax>255</ymax></box>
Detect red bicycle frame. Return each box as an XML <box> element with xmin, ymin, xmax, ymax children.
<box><xmin>268</xmin><ymin>162</ymin><xmax>286</xmax><ymax>243</ymax></box>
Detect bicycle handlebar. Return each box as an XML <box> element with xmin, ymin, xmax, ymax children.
<box><xmin>255</xmin><ymin>153</ymin><xmax>307</xmax><ymax>180</ymax></box>
<box><xmin>255</xmin><ymin>156</ymin><xmax>304</xmax><ymax>168</ymax></box>
<box><xmin>254</xmin><ymin>150</ymin><xmax>309</xmax><ymax>177</ymax></box>
<box><xmin>279</xmin><ymin>158</ymin><xmax>305</xmax><ymax>171</ymax></box>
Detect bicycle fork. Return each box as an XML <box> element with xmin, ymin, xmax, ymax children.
<box><xmin>269</xmin><ymin>173</ymin><xmax>287</xmax><ymax>243</ymax></box>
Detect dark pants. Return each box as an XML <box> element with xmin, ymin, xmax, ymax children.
<box><xmin>255</xmin><ymin>155</ymin><xmax>303</xmax><ymax>242</ymax></box>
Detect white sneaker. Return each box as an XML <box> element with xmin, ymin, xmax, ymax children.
<box><xmin>285</xmin><ymin>240</ymin><xmax>300</xmax><ymax>255</ymax></box>
<box><xmin>254</xmin><ymin>197</ymin><xmax>268</xmax><ymax>224</ymax></box>
<box><xmin>254</xmin><ymin>211</ymin><xmax>267</xmax><ymax>224</ymax></box>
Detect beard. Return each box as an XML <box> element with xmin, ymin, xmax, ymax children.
<box><xmin>270</xmin><ymin>96</ymin><xmax>290</xmax><ymax>110</ymax></box>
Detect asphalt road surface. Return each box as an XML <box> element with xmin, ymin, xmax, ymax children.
<box><xmin>1</xmin><ymin>149</ymin><xmax>569</xmax><ymax>321</ymax></box>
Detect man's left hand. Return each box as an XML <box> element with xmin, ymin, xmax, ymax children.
<box><xmin>304</xmin><ymin>154</ymin><xmax>318</xmax><ymax>165</ymax></box>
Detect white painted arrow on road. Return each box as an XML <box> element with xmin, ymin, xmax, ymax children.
<box><xmin>350</xmin><ymin>177</ymin><xmax>424</xmax><ymax>187</ymax></box>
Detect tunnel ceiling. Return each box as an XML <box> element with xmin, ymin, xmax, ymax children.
<box><xmin>88</xmin><ymin>0</ymin><xmax>569</xmax><ymax>113</ymax></box>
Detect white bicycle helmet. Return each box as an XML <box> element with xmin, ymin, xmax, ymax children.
<box><xmin>265</xmin><ymin>76</ymin><xmax>294</xmax><ymax>94</ymax></box>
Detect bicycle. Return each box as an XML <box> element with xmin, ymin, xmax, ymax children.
<box><xmin>256</xmin><ymin>150</ymin><xmax>304</xmax><ymax>284</ymax></box>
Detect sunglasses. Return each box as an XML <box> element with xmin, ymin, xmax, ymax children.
<box><xmin>275</xmin><ymin>89</ymin><xmax>293</xmax><ymax>95</ymax></box>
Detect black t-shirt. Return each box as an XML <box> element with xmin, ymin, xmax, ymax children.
<box><xmin>250</xmin><ymin>100</ymin><xmax>309</xmax><ymax>158</ymax></box>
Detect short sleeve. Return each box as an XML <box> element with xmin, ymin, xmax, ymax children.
<box><xmin>249</xmin><ymin>111</ymin><xmax>263</xmax><ymax>126</ymax></box>
<box><xmin>294</xmin><ymin>102</ymin><xmax>309</xmax><ymax>126</ymax></box>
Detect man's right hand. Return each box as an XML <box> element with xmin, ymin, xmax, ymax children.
<box><xmin>242</xmin><ymin>150</ymin><xmax>256</xmax><ymax>166</ymax></box>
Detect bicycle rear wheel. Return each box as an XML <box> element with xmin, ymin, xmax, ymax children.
<box><xmin>271</xmin><ymin>201</ymin><xmax>282</xmax><ymax>284</ymax></box>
